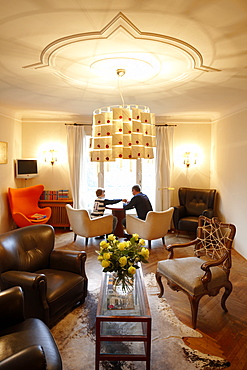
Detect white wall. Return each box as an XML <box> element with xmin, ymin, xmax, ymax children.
<box><xmin>172</xmin><ymin>122</ymin><xmax>211</xmax><ymax>205</ymax></box>
<box><xmin>211</xmin><ymin>109</ymin><xmax>247</xmax><ymax>259</ymax></box>
<box><xmin>0</xmin><ymin>111</ymin><xmax>22</xmax><ymax>232</ymax></box>
<box><xmin>21</xmin><ymin>120</ymin><xmax>71</xmax><ymax>192</ymax></box>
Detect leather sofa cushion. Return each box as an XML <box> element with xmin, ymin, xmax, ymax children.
<box><xmin>0</xmin><ymin>225</ymin><xmax>54</xmax><ymax>273</ymax></box>
<box><xmin>36</xmin><ymin>269</ymin><xmax>85</xmax><ymax>316</ymax></box>
<box><xmin>185</xmin><ymin>192</ymin><xmax>209</xmax><ymax>216</ymax></box>
<box><xmin>178</xmin><ymin>216</ymin><xmax>199</xmax><ymax>232</ymax></box>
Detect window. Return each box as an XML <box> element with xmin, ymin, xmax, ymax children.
<box><xmin>104</xmin><ymin>159</ymin><xmax>136</xmax><ymax>200</ymax></box>
<box><xmin>85</xmin><ymin>136</ymin><xmax>156</xmax><ymax>210</ymax></box>
<box><xmin>141</xmin><ymin>157</ymin><xmax>156</xmax><ymax>207</ymax></box>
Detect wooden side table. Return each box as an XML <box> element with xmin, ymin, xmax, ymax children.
<box><xmin>38</xmin><ymin>199</ymin><xmax>73</xmax><ymax>228</ymax></box>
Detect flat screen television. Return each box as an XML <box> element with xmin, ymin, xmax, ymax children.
<box><xmin>15</xmin><ymin>159</ymin><xmax>38</xmax><ymax>179</ymax></box>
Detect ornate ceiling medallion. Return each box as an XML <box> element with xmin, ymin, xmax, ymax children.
<box><xmin>23</xmin><ymin>12</ymin><xmax>220</xmax><ymax>90</ymax></box>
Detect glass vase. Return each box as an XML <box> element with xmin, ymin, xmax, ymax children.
<box><xmin>112</xmin><ymin>272</ymin><xmax>134</xmax><ymax>295</ymax></box>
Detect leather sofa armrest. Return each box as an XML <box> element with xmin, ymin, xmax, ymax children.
<box><xmin>50</xmin><ymin>250</ymin><xmax>87</xmax><ymax>276</ymax></box>
<box><xmin>173</xmin><ymin>205</ymin><xmax>186</xmax><ymax>229</ymax></box>
<box><xmin>1</xmin><ymin>271</ymin><xmax>47</xmax><ymax>290</ymax></box>
<box><xmin>0</xmin><ymin>287</ymin><xmax>25</xmax><ymax>327</ymax></box>
<box><xmin>202</xmin><ymin>208</ymin><xmax>214</xmax><ymax>218</ymax></box>
<box><xmin>1</xmin><ymin>272</ymin><xmax>48</xmax><ymax>324</ymax></box>
<box><xmin>0</xmin><ymin>345</ymin><xmax>46</xmax><ymax>370</ymax></box>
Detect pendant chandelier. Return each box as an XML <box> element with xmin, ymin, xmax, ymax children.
<box><xmin>90</xmin><ymin>69</ymin><xmax>156</xmax><ymax>162</ymax></box>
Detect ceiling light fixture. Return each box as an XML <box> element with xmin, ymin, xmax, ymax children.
<box><xmin>116</xmin><ymin>68</ymin><xmax>126</xmax><ymax>77</ymax></box>
<box><xmin>90</xmin><ymin>69</ymin><xmax>156</xmax><ymax>162</ymax></box>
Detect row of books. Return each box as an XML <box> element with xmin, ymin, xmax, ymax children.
<box><xmin>40</xmin><ymin>190</ymin><xmax>69</xmax><ymax>200</ymax></box>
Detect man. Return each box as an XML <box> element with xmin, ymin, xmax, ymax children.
<box><xmin>91</xmin><ymin>188</ymin><xmax>126</xmax><ymax>239</ymax></box>
<box><xmin>122</xmin><ymin>184</ymin><xmax>153</xmax><ymax>229</ymax></box>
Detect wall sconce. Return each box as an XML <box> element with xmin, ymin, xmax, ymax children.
<box><xmin>183</xmin><ymin>151</ymin><xmax>197</xmax><ymax>168</ymax></box>
<box><xmin>44</xmin><ymin>149</ymin><xmax>58</xmax><ymax>165</ymax></box>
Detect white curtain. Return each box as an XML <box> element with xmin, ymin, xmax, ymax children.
<box><xmin>66</xmin><ymin>125</ymin><xmax>87</xmax><ymax>209</ymax></box>
<box><xmin>155</xmin><ymin>126</ymin><xmax>174</xmax><ymax>211</ymax></box>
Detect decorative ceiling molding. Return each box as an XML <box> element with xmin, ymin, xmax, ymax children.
<box><xmin>23</xmin><ymin>12</ymin><xmax>220</xmax><ymax>73</ymax></box>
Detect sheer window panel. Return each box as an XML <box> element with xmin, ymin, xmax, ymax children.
<box><xmin>141</xmin><ymin>155</ymin><xmax>156</xmax><ymax>210</ymax></box>
<box><xmin>104</xmin><ymin>159</ymin><xmax>137</xmax><ymax>201</ymax></box>
<box><xmin>85</xmin><ymin>136</ymin><xmax>98</xmax><ymax>211</ymax></box>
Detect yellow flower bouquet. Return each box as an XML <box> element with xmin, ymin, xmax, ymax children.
<box><xmin>96</xmin><ymin>233</ymin><xmax>149</xmax><ymax>293</ymax></box>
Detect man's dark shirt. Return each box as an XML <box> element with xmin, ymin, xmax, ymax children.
<box><xmin>123</xmin><ymin>192</ymin><xmax>153</xmax><ymax>220</ymax></box>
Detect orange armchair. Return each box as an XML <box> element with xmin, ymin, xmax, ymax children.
<box><xmin>8</xmin><ymin>185</ymin><xmax>51</xmax><ymax>227</ymax></box>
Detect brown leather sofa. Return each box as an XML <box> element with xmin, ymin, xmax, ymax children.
<box><xmin>0</xmin><ymin>286</ymin><xmax>62</xmax><ymax>370</ymax></box>
<box><xmin>173</xmin><ymin>187</ymin><xmax>216</xmax><ymax>234</ymax></box>
<box><xmin>0</xmin><ymin>224</ymin><xmax>88</xmax><ymax>327</ymax></box>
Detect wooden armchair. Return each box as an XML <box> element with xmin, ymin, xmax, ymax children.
<box><xmin>156</xmin><ymin>216</ymin><xmax>236</xmax><ymax>328</ymax></box>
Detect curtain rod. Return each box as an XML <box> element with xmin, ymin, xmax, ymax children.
<box><xmin>65</xmin><ymin>123</ymin><xmax>91</xmax><ymax>126</ymax></box>
<box><xmin>65</xmin><ymin>123</ymin><xmax>176</xmax><ymax>127</ymax></box>
<box><xmin>155</xmin><ymin>124</ymin><xmax>177</xmax><ymax>127</ymax></box>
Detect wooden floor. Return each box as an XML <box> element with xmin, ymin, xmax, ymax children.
<box><xmin>55</xmin><ymin>228</ymin><xmax>247</xmax><ymax>370</ymax></box>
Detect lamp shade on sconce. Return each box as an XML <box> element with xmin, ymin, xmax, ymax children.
<box><xmin>44</xmin><ymin>149</ymin><xmax>58</xmax><ymax>165</ymax></box>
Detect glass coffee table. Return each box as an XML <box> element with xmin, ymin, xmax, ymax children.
<box><xmin>95</xmin><ymin>267</ymin><xmax>151</xmax><ymax>369</ymax></box>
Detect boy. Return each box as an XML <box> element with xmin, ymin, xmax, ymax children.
<box><xmin>91</xmin><ymin>188</ymin><xmax>126</xmax><ymax>239</ymax></box>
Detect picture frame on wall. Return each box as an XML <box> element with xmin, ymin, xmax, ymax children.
<box><xmin>0</xmin><ymin>141</ymin><xmax>8</xmax><ymax>164</ymax></box>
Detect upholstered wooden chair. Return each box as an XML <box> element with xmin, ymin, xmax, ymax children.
<box><xmin>126</xmin><ymin>207</ymin><xmax>174</xmax><ymax>248</ymax></box>
<box><xmin>8</xmin><ymin>185</ymin><xmax>51</xmax><ymax>227</ymax></box>
<box><xmin>66</xmin><ymin>204</ymin><xmax>113</xmax><ymax>246</ymax></box>
<box><xmin>156</xmin><ymin>216</ymin><xmax>236</xmax><ymax>328</ymax></box>
<box><xmin>173</xmin><ymin>187</ymin><xmax>216</xmax><ymax>235</ymax></box>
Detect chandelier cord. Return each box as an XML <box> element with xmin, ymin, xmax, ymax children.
<box><xmin>117</xmin><ymin>75</ymin><xmax>125</xmax><ymax>107</ymax></box>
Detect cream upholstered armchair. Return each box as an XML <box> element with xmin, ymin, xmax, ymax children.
<box><xmin>126</xmin><ymin>207</ymin><xmax>174</xmax><ymax>248</ymax></box>
<box><xmin>66</xmin><ymin>204</ymin><xmax>113</xmax><ymax>246</ymax></box>
<box><xmin>156</xmin><ymin>216</ymin><xmax>236</xmax><ymax>329</ymax></box>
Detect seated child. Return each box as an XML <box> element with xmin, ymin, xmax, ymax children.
<box><xmin>91</xmin><ymin>188</ymin><xmax>126</xmax><ymax>239</ymax></box>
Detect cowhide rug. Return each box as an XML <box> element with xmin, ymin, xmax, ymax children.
<box><xmin>51</xmin><ymin>273</ymin><xmax>230</xmax><ymax>370</ymax></box>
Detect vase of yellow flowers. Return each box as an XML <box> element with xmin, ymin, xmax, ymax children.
<box><xmin>97</xmin><ymin>234</ymin><xmax>149</xmax><ymax>293</ymax></box>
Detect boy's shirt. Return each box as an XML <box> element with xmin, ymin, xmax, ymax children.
<box><xmin>91</xmin><ymin>197</ymin><xmax>122</xmax><ymax>217</ymax></box>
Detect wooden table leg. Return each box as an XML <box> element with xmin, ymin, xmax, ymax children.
<box><xmin>95</xmin><ymin>318</ymin><xmax>100</xmax><ymax>370</ymax></box>
<box><xmin>112</xmin><ymin>209</ymin><xmax>126</xmax><ymax>237</ymax></box>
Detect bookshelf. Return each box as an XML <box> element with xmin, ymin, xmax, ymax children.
<box><xmin>38</xmin><ymin>199</ymin><xmax>73</xmax><ymax>228</ymax></box>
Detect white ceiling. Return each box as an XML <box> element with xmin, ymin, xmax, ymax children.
<box><xmin>0</xmin><ymin>0</ymin><xmax>247</xmax><ymax>122</ymax></box>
